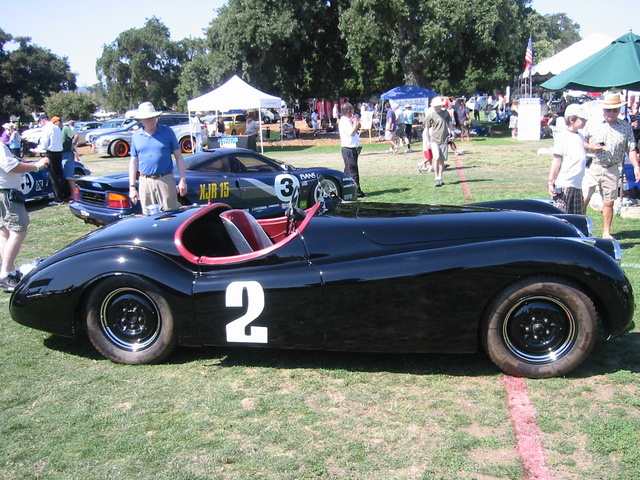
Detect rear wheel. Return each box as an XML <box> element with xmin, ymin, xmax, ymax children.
<box><xmin>85</xmin><ymin>276</ymin><xmax>178</xmax><ymax>364</ymax></box>
<box><xmin>180</xmin><ymin>136</ymin><xmax>193</xmax><ymax>153</ymax></box>
<box><xmin>110</xmin><ymin>140</ymin><xmax>130</xmax><ymax>158</ymax></box>
<box><xmin>482</xmin><ymin>275</ymin><xmax>598</xmax><ymax>378</ymax></box>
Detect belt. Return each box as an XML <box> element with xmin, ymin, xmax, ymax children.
<box><xmin>140</xmin><ymin>170</ymin><xmax>173</xmax><ymax>179</ymax></box>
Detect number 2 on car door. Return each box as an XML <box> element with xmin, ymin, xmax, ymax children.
<box><xmin>225</xmin><ymin>281</ymin><xmax>268</xmax><ymax>343</ymax></box>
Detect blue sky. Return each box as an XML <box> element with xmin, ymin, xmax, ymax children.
<box><xmin>1</xmin><ymin>0</ymin><xmax>638</xmax><ymax>87</ymax></box>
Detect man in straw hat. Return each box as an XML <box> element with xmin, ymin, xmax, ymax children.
<box><xmin>582</xmin><ymin>92</ymin><xmax>639</xmax><ymax>239</ymax></box>
<box><xmin>128</xmin><ymin>102</ymin><xmax>187</xmax><ymax>215</ymax></box>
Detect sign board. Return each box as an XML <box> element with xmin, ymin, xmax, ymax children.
<box><xmin>517</xmin><ymin>97</ymin><xmax>541</xmax><ymax>141</ymax></box>
<box><xmin>360</xmin><ymin>111</ymin><xmax>373</xmax><ymax>130</ymax></box>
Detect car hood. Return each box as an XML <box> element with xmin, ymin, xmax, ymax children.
<box><xmin>345</xmin><ymin>202</ymin><xmax>584</xmax><ymax>245</ymax></box>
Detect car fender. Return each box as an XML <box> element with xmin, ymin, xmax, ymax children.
<box><xmin>465</xmin><ymin>237</ymin><xmax>633</xmax><ymax>338</ymax></box>
<box><xmin>10</xmin><ymin>248</ymin><xmax>199</xmax><ymax>343</ymax></box>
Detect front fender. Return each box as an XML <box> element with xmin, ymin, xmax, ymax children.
<box><xmin>10</xmin><ymin>248</ymin><xmax>198</xmax><ymax>343</ymax></box>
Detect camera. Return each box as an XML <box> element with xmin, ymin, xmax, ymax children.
<box><xmin>553</xmin><ymin>187</ymin><xmax>563</xmax><ymax>198</ymax></box>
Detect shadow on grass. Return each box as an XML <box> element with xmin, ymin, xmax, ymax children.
<box><xmin>41</xmin><ymin>330</ymin><xmax>639</xmax><ymax>378</ymax></box>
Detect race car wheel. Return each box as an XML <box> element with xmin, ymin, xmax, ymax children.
<box><xmin>482</xmin><ymin>275</ymin><xmax>598</xmax><ymax>378</ymax></box>
<box><xmin>312</xmin><ymin>177</ymin><xmax>340</xmax><ymax>203</ymax></box>
<box><xmin>111</xmin><ymin>140</ymin><xmax>130</xmax><ymax>158</ymax></box>
<box><xmin>180</xmin><ymin>136</ymin><xmax>193</xmax><ymax>153</ymax></box>
<box><xmin>85</xmin><ymin>276</ymin><xmax>178</xmax><ymax>364</ymax></box>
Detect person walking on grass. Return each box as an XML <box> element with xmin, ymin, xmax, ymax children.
<box><xmin>422</xmin><ymin>97</ymin><xmax>452</xmax><ymax>187</ymax></box>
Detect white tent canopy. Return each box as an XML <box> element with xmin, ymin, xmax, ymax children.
<box><xmin>187</xmin><ymin>75</ymin><xmax>281</xmax><ymax>112</ymax></box>
<box><xmin>531</xmin><ymin>33</ymin><xmax>614</xmax><ymax>81</ymax></box>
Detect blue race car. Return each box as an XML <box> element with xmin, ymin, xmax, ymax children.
<box><xmin>21</xmin><ymin>161</ymin><xmax>91</xmax><ymax>202</ymax></box>
<box><xmin>69</xmin><ymin>148</ymin><xmax>357</xmax><ymax>225</ymax></box>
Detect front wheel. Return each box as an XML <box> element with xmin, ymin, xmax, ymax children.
<box><xmin>312</xmin><ymin>177</ymin><xmax>340</xmax><ymax>203</ymax></box>
<box><xmin>180</xmin><ymin>136</ymin><xmax>193</xmax><ymax>153</ymax></box>
<box><xmin>85</xmin><ymin>276</ymin><xmax>178</xmax><ymax>364</ymax></box>
<box><xmin>482</xmin><ymin>276</ymin><xmax>598</xmax><ymax>378</ymax></box>
<box><xmin>110</xmin><ymin>140</ymin><xmax>130</xmax><ymax>158</ymax></box>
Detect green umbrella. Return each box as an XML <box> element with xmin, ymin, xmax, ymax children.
<box><xmin>541</xmin><ymin>32</ymin><xmax>640</xmax><ymax>91</ymax></box>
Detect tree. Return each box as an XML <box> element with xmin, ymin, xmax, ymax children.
<box><xmin>178</xmin><ymin>0</ymin><xmax>355</xmax><ymax>107</ymax></box>
<box><xmin>338</xmin><ymin>0</ymin><xmax>534</xmax><ymax>97</ymax></box>
<box><xmin>526</xmin><ymin>12</ymin><xmax>581</xmax><ymax>63</ymax></box>
<box><xmin>43</xmin><ymin>91</ymin><xmax>97</xmax><ymax>121</ymax></box>
<box><xmin>96</xmin><ymin>17</ymin><xmax>187</xmax><ymax>112</ymax></box>
<box><xmin>0</xmin><ymin>29</ymin><xmax>76</xmax><ymax>123</ymax></box>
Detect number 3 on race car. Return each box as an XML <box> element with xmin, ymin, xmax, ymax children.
<box><xmin>225</xmin><ymin>281</ymin><xmax>268</xmax><ymax>343</ymax></box>
<box><xmin>274</xmin><ymin>174</ymin><xmax>300</xmax><ymax>202</ymax></box>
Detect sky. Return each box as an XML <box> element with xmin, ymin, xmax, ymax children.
<box><xmin>0</xmin><ymin>0</ymin><xmax>226</xmax><ymax>86</ymax></box>
<box><xmin>1</xmin><ymin>0</ymin><xmax>638</xmax><ymax>87</ymax></box>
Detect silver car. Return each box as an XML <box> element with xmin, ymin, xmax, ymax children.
<box><xmin>91</xmin><ymin>114</ymin><xmax>198</xmax><ymax>158</ymax></box>
<box><xmin>73</xmin><ymin>121</ymin><xmax>103</xmax><ymax>146</ymax></box>
<box><xmin>86</xmin><ymin>117</ymin><xmax>138</xmax><ymax>145</ymax></box>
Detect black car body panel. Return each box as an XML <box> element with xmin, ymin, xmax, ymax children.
<box><xmin>69</xmin><ymin>148</ymin><xmax>357</xmax><ymax>225</ymax></box>
<box><xmin>11</xmin><ymin>199</ymin><xmax>634</xmax><ymax>376</ymax></box>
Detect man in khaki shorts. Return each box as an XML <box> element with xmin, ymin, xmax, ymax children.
<box><xmin>0</xmin><ymin>144</ymin><xmax>49</xmax><ymax>292</ymax></box>
<box><xmin>583</xmin><ymin>93</ymin><xmax>639</xmax><ymax>239</ymax></box>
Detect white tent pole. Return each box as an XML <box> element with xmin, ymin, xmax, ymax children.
<box><xmin>188</xmin><ymin>107</ymin><xmax>195</xmax><ymax>154</ymax></box>
<box><xmin>256</xmin><ymin>107</ymin><xmax>264</xmax><ymax>153</ymax></box>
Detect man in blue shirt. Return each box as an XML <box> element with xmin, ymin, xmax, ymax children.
<box><xmin>128</xmin><ymin>102</ymin><xmax>187</xmax><ymax>214</ymax></box>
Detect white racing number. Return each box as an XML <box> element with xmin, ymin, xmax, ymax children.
<box><xmin>225</xmin><ymin>281</ymin><xmax>268</xmax><ymax>343</ymax></box>
<box><xmin>274</xmin><ymin>174</ymin><xmax>300</xmax><ymax>202</ymax></box>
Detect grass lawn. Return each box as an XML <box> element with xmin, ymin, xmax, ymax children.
<box><xmin>1</xmin><ymin>127</ymin><xmax>638</xmax><ymax>479</ymax></box>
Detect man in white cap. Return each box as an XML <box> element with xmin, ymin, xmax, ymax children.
<box><xmin>128</xmin><ymin>102</ymin><xmax>187</xmax><ymax>214</ymax></box>
<box><xmin>582</xmin><ymin>92</ymin><xmax>639</xmax><ymax>239</ymax></box>
<box><xmin>422</xmin><ymin>96</ymin><xmax>452</xmax><ymax>187</ymax></box>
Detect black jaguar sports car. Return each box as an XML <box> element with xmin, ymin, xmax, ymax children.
<box><xmin>11</xmin><ymin>198</ymin><xmax>633</xmax><ymax>378</ymax></box>
<box><xmin>69</xmin><ymin>148</ymin><xmax>357</xmax><ymax>225</ymax></box>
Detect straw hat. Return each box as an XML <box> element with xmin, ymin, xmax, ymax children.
<box><xmin>601</xmin><ymin>92</ymin><xmax>626</xmax><ymax>109</ymax></box>
<box><xmin>134</xmin><ymin>102</ymin><xmax>161</xmax><ymax>119</ymax></box>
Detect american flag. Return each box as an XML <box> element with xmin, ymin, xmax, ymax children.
<box><xmin>523</xmin><ymin>36</ymin><xmax>533</xmax><ymax>78</ymax></box>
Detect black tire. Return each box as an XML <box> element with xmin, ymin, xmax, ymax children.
<box><xmin>180</xmin><ymin>136</ymin><xmax>193</xmax><ymax>153</ymax></box>
<box><xmin>110</xmin><ymin>140</ymin><xmax>130</xmax><ymax>158</ymax></box>
<box><xmin>85</xmin><ymin>276</ymin><xmax>178</xmax><ymax>364</ymax></box>
<box><xmin>312</xmin><ymin>177</ymin><xmax>340</xmax><ymax>203</ymax></box>
<box><xmin>482</xmin><ymin>275</ymin><xmax>598</xmax><ymax>378</ymax></box>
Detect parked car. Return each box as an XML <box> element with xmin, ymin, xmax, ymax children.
<box><xmin>91</xmin><ymin>113</ymin><xmax>201</xmax><ymax>157</ymax></box>
<box><xmin>72</xmin><ymin>121</ymin><xmax>103</xmax><ymax>146</ymax></box>
<box><xmin>69</xmin><ymin>148</ymin><xmax>357</xmax><ymax>225</ymax></box>
<box><xmin>11</xmin><ymin>197</ymin><xmax>633</xmax><ymax>377</ymax></box>
<box><xmin>86</xmin><ymin>117</ymin><xmax>138</xmax><ymax>145</ymax></box>
<box><xmin>20</xmin><ymin>161</ymin><xmax>91</xmax><ymax>202</ymax></box>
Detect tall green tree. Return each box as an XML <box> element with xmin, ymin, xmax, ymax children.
<box><xmin>0</xmin><ymin>29</ymin><xmax>76</xmax><ymax>123</ymax></box>
<box><xmin>96</xmin><ymin>17</ymin><xmax>186</xmax><ymax>112</ymax></box>
<box><xmin>178</xmin><ymin>0</ymin><xmax>355</xmax><ymax>106</ymax></box>
<box><xmin>339</xmin><ymin>0</ymin><xmax>534</xmax><ymax>97</ymax></box>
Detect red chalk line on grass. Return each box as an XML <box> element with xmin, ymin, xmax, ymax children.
<box><xmin>456</xmin><ymin>154</ymin><xmax>551</xmax><ymax>480</ymax></box>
